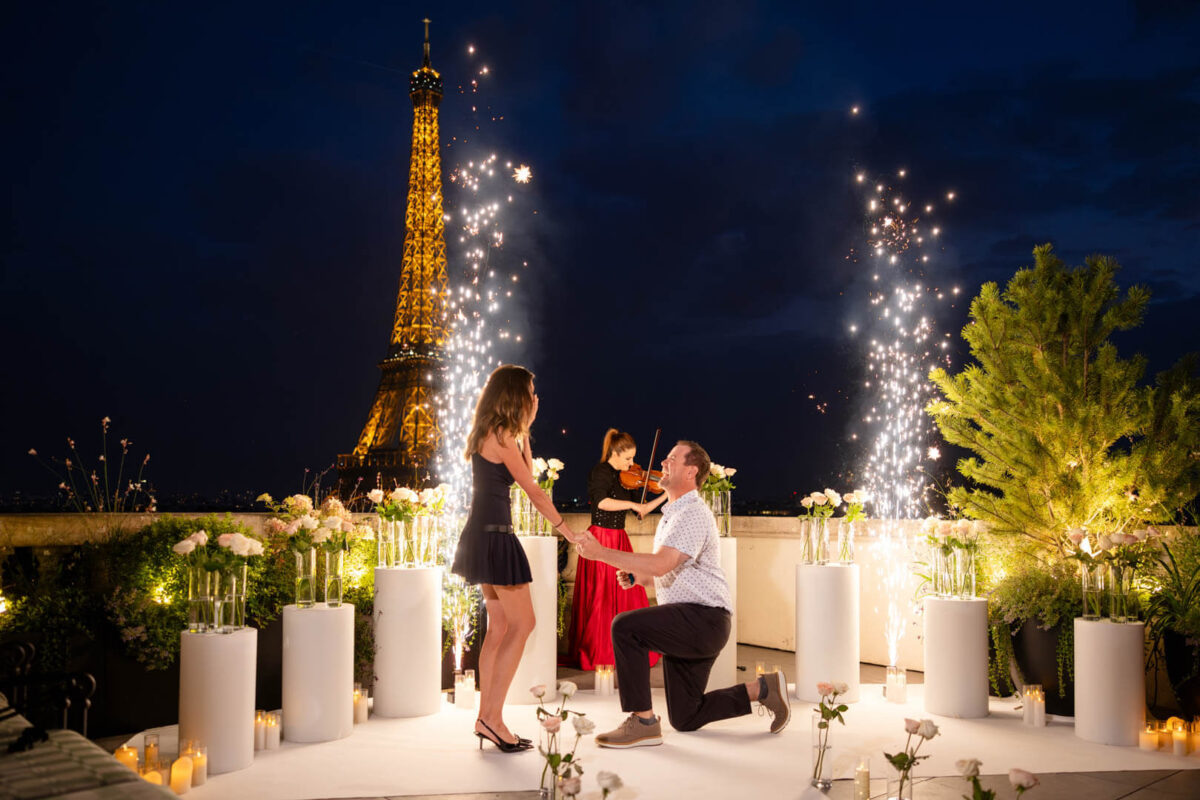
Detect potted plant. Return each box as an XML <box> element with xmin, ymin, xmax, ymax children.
<box><xmin>1145</xmin><ymin>528</ymin><xmax>1200</xmax><ymax>717</ymax></box>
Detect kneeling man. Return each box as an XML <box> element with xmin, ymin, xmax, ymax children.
<box><xmin>575</xmin><ymin>439</ymin><xmax>790</xmax><ymax>748</ymax></box>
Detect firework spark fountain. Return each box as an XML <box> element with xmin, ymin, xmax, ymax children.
<box><xmin>852</xmin><ymin>170</ymin><xmax>955</xmax><ymax>668</ymax></box>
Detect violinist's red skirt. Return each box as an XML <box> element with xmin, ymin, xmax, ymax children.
<box><xmin>567</xmin><ymin>525</ymin><xmax>661</xmax><ymax>671</ymax></box>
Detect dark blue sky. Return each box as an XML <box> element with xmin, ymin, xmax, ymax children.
<box><xmin>3</xmin><ymin>1</ymin><xmax>1198</xmax><ymax>506</ymax></box>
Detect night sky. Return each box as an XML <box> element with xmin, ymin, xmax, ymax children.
<box><xmin>3</xmin><ymin>1</ymin><xmax>1198</xmax><ymax>509</ymax></box>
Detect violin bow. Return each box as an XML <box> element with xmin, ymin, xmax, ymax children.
<box><xmin>640</xmin><ymin>427</ymin><xmax>661</xmax><ymax>505</ymax></box>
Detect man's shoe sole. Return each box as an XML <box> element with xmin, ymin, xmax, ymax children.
<box><xmin>596</xmin><ymin>735</ymin><xmax>663</xmax><ymax>749</ymax></box>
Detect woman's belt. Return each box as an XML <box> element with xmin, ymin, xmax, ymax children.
<box><xmin>482</xmin><ymin>524</ymin><xmax>514</xmax><ymax>533</ymax></box>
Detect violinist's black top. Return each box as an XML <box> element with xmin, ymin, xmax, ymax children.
<box><xmin>588</xmin><ymin>461</ymin><xmax>633</xmax><ymax>530</ymax></box>
<box><xmin>451</xmin><ymin>452</ymin><xmax>532</xmax><ymax>585</ymax></box>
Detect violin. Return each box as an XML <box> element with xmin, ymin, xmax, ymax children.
<box><xmin>619</xmin><ymin>463</ymin><xmax>665</xmax><ymax>495</ymax></box>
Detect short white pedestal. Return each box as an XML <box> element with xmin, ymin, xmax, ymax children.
<box><xmin>705</xmin><ymin>537</ymin><xmax>738</xmax><ymax>693</ymax></box>
<box><xmin>794</xmin><ymin>564</ymin><xmax>860</xmax><ymax>703</ymax></box>
<box><xmin>374</xmin><ymin>567</ymin><xmax>441</xmax><ymax>717</ymax></box>
<box><xmin>923</xmin><ymin>597</ymin><xmax>988</xmax><ymax>718</ymax></box>
<box><xmin>178</xmin><ymin>628</ymin><xmax>256</xmax><ymax>775</ymax></box>
<box><xmin>1075</xmin><ymin>618</ymin><xmax>1144</xmax><ymax>746</ymax></box>
<box><xmin>506</xmin><ymin>535</ymin><xmax>559</xmax><ymax>705</ymax></box>
<box><xmin>282</xmin><ymin>603</ymin><xmax>354</xmax><ymax>742</ymax></box>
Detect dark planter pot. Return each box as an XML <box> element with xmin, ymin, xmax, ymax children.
<box><xmin>1012</xmin><ymin>619</ymin><xmax>1075</xmax><ymax>716</ymax></box>
<box><xmin>1164</xmin><ymin>629</ymin><xmax>1200</xmax><ymax>718</ymax></box>
<box><xmin>255</xmin><ymin>616</ymin><xmax>283</xmax><ymax>712</ymax></box>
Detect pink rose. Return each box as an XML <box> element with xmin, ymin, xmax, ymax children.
<box><xmin>541</xmin><ymin>716</ymin><xmax>561</xmax><ymax>733</ymax></box>
<box><xmin>1009</xmin><ymin>769</ymin><xmax>1038</xmax><ymax>790</ymax></box>
<box><xmin>559</xmin><ymin>776</ymin><xmax>581</xmax><ymax>796</ymax></box>
<box><xmin>217</xmin><ymin>533</ymin><xmax>234</xmax><ymax>547</ymax></box>
<box><xmin>904</xmin><ymin>718</ymin><xmax>921</xmax><ymax>734</ymax></box>
<box><xmin>816</xmin><ymin>682</ymin><xmax>835</xmax><ymax>697</ymax></box>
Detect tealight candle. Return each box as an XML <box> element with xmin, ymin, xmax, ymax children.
<box><xmin>885</xmin><ymin>666</ymin><xmax>907</xmax><ymax>704</ymax></box>
<box><xmin>143</xmin><ymin>734</ymin><xmax>159</xmax><ymax>768</ymax></box>
<box><xmin>169</xmin><ymin>756</ymin><xmax>193</xmax><ymax>794</ymax></box>
<box><xmin>114</xmin><ymin>745</ymin><xmax>138</xmax><ymax>772</ymax></box>
<box><xmin>595</xmin><ymin>665</ymin><xmax>615</xmax><ymax>696</ymax></box>
<box><xmin>1139</xmin><ymin>722</ymin><xmax>1159</xmax><ymax>751</ymax></box>
<box><xmin>254</xmin><ymin>710</ymin><xmax>266</xmax><ymax>751</ymax></box>
<box><xmin>454</xmin><ymin>670</ymin><xmax>476</xmax><ymax>710</ymax></box>
<box><xmin>189</xmin><ymin>746</ymin><xmax>207</xmax><ymax>787</ymax></box>
<box><xmin>266</xmin><ymin>711</ymin><xmax>281</xmax><ymax>749</ymax></box>
<box><xmin>853</xmin><ymin>754</ymin><xmax>870</xmax><ymax>800</ymax></box>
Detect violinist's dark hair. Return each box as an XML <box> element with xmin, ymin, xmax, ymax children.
<box><xmin>464</xmin><ymin>365</ymin><xmax>535</xmax><ymax>459</ymax></box>
<box><xmin>677</xmin><ymin>440</ymin><xmax>711</xmax><ymax>490</ymax></box>
<box><xmin>601</xmin><ymin>429</ymin><xmax>636</xmax><ymax>461</ymax></box>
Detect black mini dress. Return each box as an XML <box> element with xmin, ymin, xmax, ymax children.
<box><xmin>450</xmin><ymin>452</ymin><xmax>533</xmax><ymax>586</ymax></box>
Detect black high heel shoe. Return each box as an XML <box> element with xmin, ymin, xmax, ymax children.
<box><xmin>475</xmin><ymin>719</ymin><xmax>532</xmax><ymax>752</ymax></box>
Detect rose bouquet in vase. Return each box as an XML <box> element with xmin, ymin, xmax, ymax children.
<box><xmin>800</xmin><ymin>489</ymin><xmax>841</xmax><ymax>564</ymax></box>
<box><xmin>884</xmin><ymin>718</ymin><xmax>938</xmax><ymax>799</ymax></box>
<box><xmin>532</xmin><ymin>681</ymin><xmax>595</xmax><ymax>798</ymax></box>
<box><xmin>811</xmin><ymin>681</ymin><xmax>850</xmax><ymax>790</ymax></box>
<box><xmin>313</xmin><ymin>496</ymin><xmax>369</xmax><ymax>606</ymax></box>
<box><xmin>702</xmin><ymin>463</ymin><xmax>737</xmax><ymax>537</ymax></box>
<box><xmin>259</xmin><ymin>493</ymin><xmax>323</xmax><ymax>607</ymax></box>
<box><xmin>373</xmin><ymin>487</ymin><xmax>419</xmax><ymax>567</ymax></box>
<box><xmin>838</xmin><ymin>490</ymin><xmax>871</xmax><ymax>564</ymax></box>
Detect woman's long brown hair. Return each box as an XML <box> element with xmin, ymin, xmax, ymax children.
<box><xmin>464</xmin><ymin>364</ymin><xmax>535</xmax><ymax>459</ymax></box>
<box><xmin>601</xmin><ymin>428</ymin><xmax>635</xmax><ymax>461</ymax></box>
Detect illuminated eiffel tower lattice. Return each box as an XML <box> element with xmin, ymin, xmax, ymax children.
<box><xmin>338</xmin><ymin>21</ymin><xmax>449</xmax><ymax>491</ymax></box>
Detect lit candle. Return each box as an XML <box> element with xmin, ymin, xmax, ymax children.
<box><xmin>854</xmin><ymin>754</ymin><xmax>870</xmax><ymax>800</ymax></box>
<box><xmin>169</xmin><ymin>756</ymin><xmax>193</xmax><ymax>794</ymax></box>
<box><xmin>886</xmin><ymin>666</ymin><xmax>907</xmax><ymax>704</ymax></box>
<box><xmin>189</xmin><ymin>746</ymin><xmax>207</xmax><ymax>787</ymax></box>
<box><xmin>1140</xmin><ymin>723</ymin><xmax>1160</xmax><ymax>750</ymax></box>
<box><xmin>1032</xmin><ymin>688</ymin><xmax>1046</xmax><ymax>727</ymax></box>
<box><xmin>254</xmin><ymin>710</ymin><xmax>266</xmax><ymax>751</ymax></box>
<box><xmin>1174</xmin><ymin>724</ymin><xmax>1188</xmax><ymax>756</ymax></box>
<box><xmin>142</xmin><ymin>767</ymin><xmax>163</xmax><ymax>785</ymax></box>
<box><xmin>266</xmin><ymin>711</ymin><xmax>281</xmax><ymax>749</ymax></box>
<box><xmin>143</xmin><ymin>734</ymin><xmax>159</xmax><ymax>768</ymax></box>
<box><xmin>455</xmin><ymin>670</ymin><xmax>476</xmax><ymax>710</ymax></box>
<box><xmin>114</xmin><ymin>745</ymin><xmax>138</xmax><ymax>772</ymax></box>
<box><xmin>754</xmin><ymin>661</ymin><xmax>765</xmax><ymax>678</ymax></box>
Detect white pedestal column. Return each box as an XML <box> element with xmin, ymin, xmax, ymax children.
<box><xmin>794</xmin><ymin>564</ymin><xmax>860</xmax><ymax>703</ymax></box>
<box><xmin>178</xmin><ymin>628</ymin><xmax>256</xmax><ymax>775</ymax></box>
<box><xmin>282</xmin><ymin>603</ymin><xmax>354</xmax><ymax>742</ymax></box>
<box><xmin>1075</xmin><ymin>618</ymin><xmax>1144</xmax><ymax>746</ymax></box>
<box><xmin>374</xmin><ymin>567</ymin><xmax>441</xmax><ymax>717</ymax></box>
<box><xmin>705</xmin><ymin>537</ymin><xmax>738</xmax><ymax>693</ymax></box>
<box><xmin>506</xmin><ymin>535</ymin><xmax>559</xmax><ymax>705</ymax></box>
<box><xmin>923</xmin><ymin>597</ymin><xmax>988</xmax><ymax>718</ymax></box>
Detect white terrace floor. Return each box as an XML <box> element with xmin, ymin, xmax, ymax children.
<box><xmin>120</xmin><ymin>646</ymin><xmax>1200</xmax><ymax>800</ymax></box>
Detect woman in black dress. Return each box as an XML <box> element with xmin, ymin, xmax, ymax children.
<box><xmin>451</xmin><ymin>364</ymin><xmax>581</xmax><ymax>752</ymax></box>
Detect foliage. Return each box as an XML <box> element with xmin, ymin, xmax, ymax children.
<box><xmin>27</xmin><ymin>416</ymin><xmax>154</xmax><ymax>512</ymax></box>
<box><xmin>534</xmin><ymin>681</ymin><xmax>594</xmax><ymax>794</ymax></box>
<box><xmin>927</xmin><ymin>244</ymin><xmax>1200</xmax><ymax>550</ymax></box>
<box><xmin>1144</xmin><ymin>528</ymin><xmax>1200</xmax><ymax>703</ymax></box>
<box><xmin>702</xmin><ymin>463</ymin><xmax>737</xmax><ymax>494</ymax></box>
<box><xmin>0</xmin><ymin>548</ymin><xmax>99</xmax><ymax>673</ymax></box>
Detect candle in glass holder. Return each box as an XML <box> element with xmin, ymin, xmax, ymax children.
<box><xmin>1139</xmin><ymin>722</ymin><xmax>1159</xmax><ymax>750</ymax></box>
<box><xmin>885</xmin><ymin>666</ymin><xmax>907</xmax><ymax>704</ymax></box>
<box><xmin>1173</xmin><ymin>722</ymin><xmax>1188</xmax><ymax>756</ymax></box>
<box><xmin>454</xmin><ymin>670</ymin><xmax>477</xmax><ymax>710</ymax></box>
<box><xmin>143</xmin><ymin>734</ymin><xmax>159</xmax><ymax>768</ymax></box>
<box><xmin>266</xmin><ymin>711</ymin><xmax>281</xmax><ymax>749</ymax></box>
<box><xmin>254</xmin><ymin>709</ymin><xmax>266</xmax><ymax>750</ymax></box>
<box><xmin>189</xmin><ymin>745</ymin><xmax>207</xmax><ymax>786</ymax></box>
<box><xmin>595</xmin><ymin>665</ymin><xmax>615</xmax><ymax>696</ymax></box>
<box><xmin>141</xmin><ymin>761</ymin><xmax>163</xmax><ymax>785</ymax></box>
<box><xmin>114</xmin><ymin>745</ymin><xmax>138</xmax><ymax>772</ymax></box>
<box><xmin>169</xmin><ymin>756</ymin><xmax>193</xmax><ymax>794</ymax></box>
<box><xmin>854</xmin><ymin>754</ymin><xmax>870</xmax><ymax>800</ymax></box>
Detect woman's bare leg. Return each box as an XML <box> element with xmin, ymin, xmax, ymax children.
<box><xmin>475</xmin><ymin>582</ymin><xmax>535</xmax><ymax>743</ymax></box>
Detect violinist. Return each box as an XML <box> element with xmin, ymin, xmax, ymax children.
<box><xmin>567</xmin><ymin>429</ymin><xmax>668</xmax><ymax>670</ymax></box>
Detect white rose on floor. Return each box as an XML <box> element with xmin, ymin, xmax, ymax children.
<box><xmin>172</xmin><ymin>539</ymin><xmax>195</xmax><ymax>555</ymax></box>
<box><xmin>367</xmin><ymin>489</ymin><xmax>385</xmax><ymax>504</ymax></box>
<box><xmin>548</xmin><ymin>458</ymin><xmax>564</xmax><ymax>470</ymax></box>
<box><xmin>558</xmin><ymin>680</ymin><xmax>578</xmax><ymax>698</ymax></box>
<box><xmin>597</xmin><ymin>771</ymin><xmax>623</xmax><ymax>791</ymax></box>
<box><xmin>956</xmin><ymin>758</ymin><xmax>981</xmax><ymax>778</ymax></box>
<box><xmin>1008</xmin><ymin>769</ymin><xmax>1038</xmax><ymax>790</ymax></box>
<box><xmin>571</xmin><ymin>716</ymin><xmax>595</xmax><ymax>735</ymax></box>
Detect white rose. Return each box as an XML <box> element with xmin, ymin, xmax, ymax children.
<box><xmin>1008</xmin><ymin>769</ymin><xmax>1039</xmax><ymax>790</ymax></box>
<box><xmin>559</xmin><ymin>776</ymin><xmax>581</xmax><ymax>797</ymax></box>
<box><xmin>824</xmin><ymin>489</ymin><xmax>842</xmax><ymax>507</ymax></box>
<box><xmin>812</xmin><ymin>493</ymin><xmax>828</xmax><ymax>506</ymax></box>
<box><xmin>532</xmin><ymin>457</ymin><xmax>547</xmax><ymax>477</ymax></box>
<box><xmin>937</xmin><ymin>520</ymin><xmax>953</xmax><ymax>537</ymax></box>
<box><xmin>856</xmin><ymin>489</ymin><xmax>871</xmax><ymax>502</ymax></box>
<box><xmin>571</xmin><ymin>715</ymin><xmax>595</xmax><ymax>735</ymax></box>
<box><xmin>172</xmin><ymin>539</ymin><xmax>196</xmax><ymax>555</ymax></box>
<box><xmin>231</xmin><ymin>535</ymin><xmax>252</xmax><ymax>557</ymax></box>
<box><xmin>189</xmin><ymin>530</ymin><xmax>209</xmax><ymax>545</ymax></box>
<box><xmin>419</xmin><ymin>488</ymin><xmax>435</xmax><ymax>505</ymax></box>
<box><xmin>955</xmin><ymin>519</ymin><xmax>972</xmax><ymax>535</ymax></box>
<box><xmin>547</xmin><ymin>458</ymin><xmax>564</xmax><ymax>471</ymax></box>
<box><xmin>916</xmin><ymin>719</ymin><xmax>939</xmax><ymax>740</ymax></box>
<box><xmin>843</xmin><ymin>491</ymin><xmax>857</xmax><ymax>505</ymax></box>
<box><xmin>367</xmin><ymin>489</ymin><xmax>385</xmax><ymax>504</ymax></box>
<box><xmin>558</xmin><ymin>680</ymin><xmax>578</xmax><ymax>698</ymax></box>
<box><xmin>547</xmin><ymin>469</ymin><xmax>559</xmax><ymax>481</ymax></box>
<box><xmin>299</xmin><ymin>514</ymin><xmax>319</xmax><ymax>530</ymax></box>
<box><xmin>956</xmin><ymin>758</ymin><xmax>982</xmax><ymax>778</ymax></box>
<box><xmin>724</xmin><ymin>467</ymin><xmax>736</xmax><ymax>477</ymax></box>
<box><xmin>530</xmin><ymin>684</ymin><xmax>547</xmax><ymax>699</ymax></box>
<box><xmin>832</xmin><ymin>681</ymin><xmax>849</xmax><ymax>695</ymax></box>
<box><xmin>801</xmin><ymin>496</ymin><xmax>813</xmax><ymax>508</ymax></box>
<box><xmin>711</xmin><ymin>464</ymin><xmax>725</xmax><ymax>477</ymax></box>
<box><xmin>312</xmin><ymin>528</ymin><xmax>332</xmax><ymax>544</ymax></box>
<box><xmin>597</xmin><ymin>771</ymin><xmax>623</xmax><ymax>791</ymax></box>
<box><xmin>248</xmin><ymin>539</ymin><xmax>265</xmax><ymax>556</ymax></box>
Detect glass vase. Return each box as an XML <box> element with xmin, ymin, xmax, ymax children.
<box><xmin>397</xmin><ymin>519</ymin><xmax>415</xmax><ymax>567</ymax></box>
<box><xmin>294</xmin><ymin>548</ymin><xmax>316</xmax><ymax>608</ymax></box>
<box><xmin>1109</xmin><ymin>563</ymin><xmax>1132</xmax><ymax>623</ymax></box>
<box><xmin>952</xmin><ymin>548</ymin><xmax>976</xmax><ymax>598</ymax></box>
<box><xmin>186</xmin><ymin>564</ymin><xmax>209</xmax><ymax>633</ymax></box>
<box><xmin>837</xmin><ymin>520</ymin><xmax>855</xmax><ymax>564</ymax></box>
<box><xmin>221</xmin><ymin>563</ymin><xmax>247</xmax><ymax>630</ymax></box>
<box><xmin>324</xmin><ymin>549</ymin><xmax>344</xmax><ymax>607</ymax></box>
<box><xmin>887</xmin><ymin>764</ymin><xmax>914</xmax><ymax>800</ymax></box>
<box><xmin>536</xmin><ymin>485</ymin><xmax>555</xmax><ymax>535</ymax></box>
<box><xmin>1081</xmin><ymin>562</ymin><xmax>1105</xmax><ymax>620</ymax></box>
<box><xmin>800</xmin><ymin>520</ymin><xmax>814</xmax><ymax>564</ymax></box>
<box><xmin>705</xmin><ymin>490</ymin><xmax>732</xmax><ymax>537</ymax></box>
<box><xmin>810</xmin><ymin>710</ymin><xmax>833</xmax><ymax>791</ymax></box>
<box><xmin>377</xmin><ymin>518</ymin><xmax>396</xmax><ymax>568</ymax></box>
<box><xmin>813</xmin><ymin>517</ymin><xmax>830</xmax><ymax>565</ymax></box>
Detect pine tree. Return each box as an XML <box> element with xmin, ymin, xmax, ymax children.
<box><xmin>927</xmin><ymin>244</ymin><xmax>1200</xmax><ymax>549</ymax></box>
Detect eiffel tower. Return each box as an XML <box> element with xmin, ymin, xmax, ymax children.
<box><xmin>338</xmin><ymin>20</ymin><xmax>449</xmax><ymax>492</ymax></box>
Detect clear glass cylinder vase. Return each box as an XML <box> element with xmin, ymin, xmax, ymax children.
<box><xmin>1108</xmin><ymin>563</ymin><xmax>1132</xmax><ymax>623</ymax></box>
<box><xmin>704</xmin><ymin>490</ymin><xmax>732</xmax><ymax>537</ymax></box>
<box><xmin>221</xmin><ymin>563</ymin><xmax>247</xmax><ymax>630</ymax></box>
<box><xmin>887</xmin><ymin>765</ymin><xmax>914</xmax><ymax>800</ymax></box>
<box><xmin>1081</xmin><ymin>562</ymin><xmax>1105</xmax><ymax>620</ymax></box>
<box><xmin>294</xmin><ymin>548</ymin><xmax>316</xmax><ymax>608</ymax></box>
<box><xmin>837</xmin><ymin>520</ymin><xmax>855</xmax><ymax>564</ymax></box>
<box><xmin>800</xmin><ymin>520</ymin><xmax>814</xmax><ymax>564</ymax></box>
<box><xmin>813</xmin><ymin>517</ymin><xmax>830</xmax><ymax>565</ymax></box>
<box><xmin>953</xmin><ymin>548</ymin><xmax>976</xmax><ymax>598</ymax></box>
<box><xmin>377</xmin><ymin>518</ymin><xmax>396</xmax><ymax>568</ymax></box>
<box><xmin>186</xmin><ymin>564</ymin><xmax>209</xmax><ymax>633</ymax></box>
<box><xmin>324</xmin><ymin>549</ymin><xmax>344</xmax><ymax>606</ymax></box>
<box><xmin>811</xmin><ymin>710</ymin><xmax>833</xmax><ymax>790</ymax></box>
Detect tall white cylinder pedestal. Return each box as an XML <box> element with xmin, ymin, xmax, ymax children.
<box><xmin>374</xmin><ymin>567</ymin><xmax>441</xmax><ymax>717</ymax></box>
<box><xmin>795</xmin><ymin>564</ymin><xmax>860</xmax><ymax>703</ymax></box>
<box><xmin>1075</xmin><ymin>618</ymin><xmax>1144</xmax><ymax>746</ymax></box>
<box><xmin>705</xmin><ymin>537</ymin><xmax>738</xmax><ymax>693</ymax></box>
<box><xmin>506</xmin><ymin>535</ymin><xmax>559</xmax><ymax>705</ymax></box>
<box><xmin>179</xmin><ymin>628</ymin><xmax>256</xmax><ymax>775</ymax></box>
<box><xmin>923</xmin><ymin>597</ymin><xmax>988</xmax><ymax>718</ymax></box>
<box><xmin>282</xmin><ymin>603</ymin><xmax>354</xmax><ymax>742</ymax></box>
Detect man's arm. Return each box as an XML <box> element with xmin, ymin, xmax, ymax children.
<box><xmin>578</xmin><ymin>532</ymin><xmax>688</xmax><ymax>577</ymax></box>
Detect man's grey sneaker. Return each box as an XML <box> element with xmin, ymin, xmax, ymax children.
<box><xmin>762</xmin><ymin>669</ymin><xmax>791</xmax><ymax>733</ymax></box>
<box><xmin>596</xmin><ymin>713</ymin><xmax>663</xmax><ymax>749</ymax></box>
